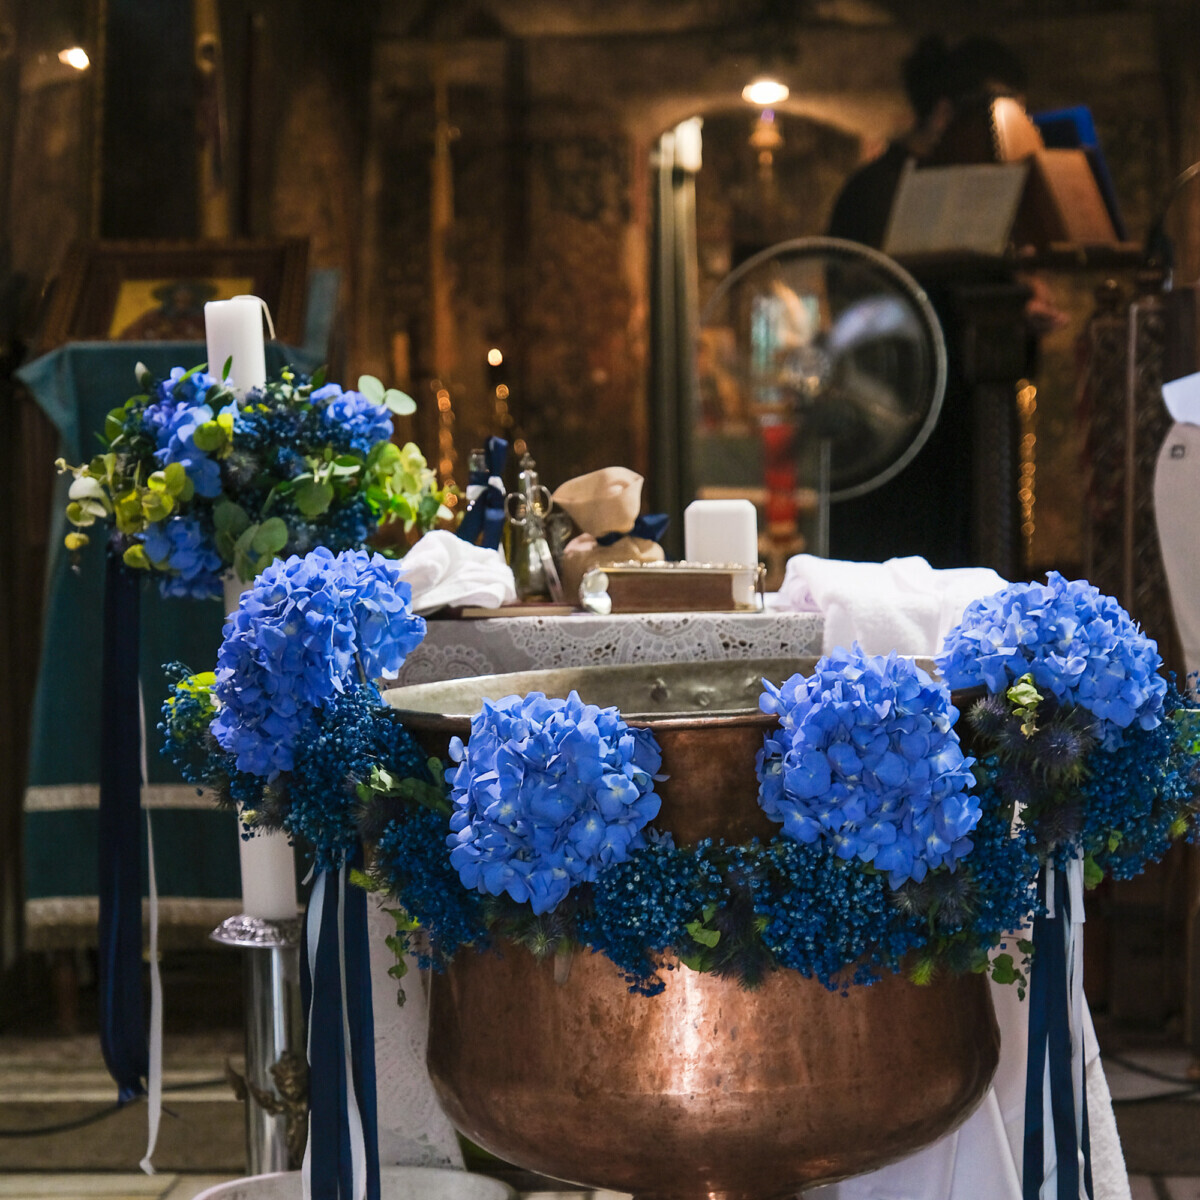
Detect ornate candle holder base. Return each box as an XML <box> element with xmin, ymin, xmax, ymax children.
<box><xmin>211</xmin><ymin>914</ymin><xmax>305</xmax><ymax>1175</ymax></box>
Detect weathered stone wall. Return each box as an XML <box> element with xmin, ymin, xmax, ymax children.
<box><xmin>360</xmin><ymin>5</ymin><xmax>1175</xmax><ymax>542</ymax></box>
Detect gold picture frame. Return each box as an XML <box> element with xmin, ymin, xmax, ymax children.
<box><xmin>37</xmin><ymin>237</ymin><xmax>310</xmax><ymax>352</ymax></box>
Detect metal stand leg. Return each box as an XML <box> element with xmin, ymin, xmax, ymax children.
<box><xmin>212</xmin><ymin>914</ymin><xmax>306</xmax><ymax>1175</ymax></box>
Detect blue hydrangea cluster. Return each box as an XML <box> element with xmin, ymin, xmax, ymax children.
<box><xmin>211</xmin><ymin>548</ymin><xmax>426</xmax><ymax>776</ymax></box>
<box><xmin>937</xmin><ymin>572</ymin><xmax>1167</xmax><ymax>750</ymax></box>
<box><xmin>446</xmin><ymin>691</ymin><xmax>664</xmax><ymax>915</ymax></box>
<box><xmin>155</xmin><ymin>399</ymin><xmax>235</xmax><ymax>498</ymax></box>
<box><xmin>141</xmin><ymin>367</ymin><xmax>217</xmax><ymax>443</ymax></box>
<box><xmin>757</xmin><ymin>646</ymin><xmax>980</xmax><ymax>887</ymax></box>
<box><xmin>141</xmin><ymin>516</ymin><xmax>223</xmax><ymax>600</ymax></box>
<box><xmin>313</xmin><ymin>384</ymin><xmax>394</xmax><ymax>455</ymax></box>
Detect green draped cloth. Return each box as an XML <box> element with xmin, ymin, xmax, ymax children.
<box><xmin>20</xmin><ymin>342</ymin><xmax>318</xmax><ymax>949</ymax></box>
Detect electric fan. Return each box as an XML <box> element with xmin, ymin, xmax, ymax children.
<box><xmin>696</xmin><ymin>236</ymin><xmax>947</xmax><ymax>557</ymax></box>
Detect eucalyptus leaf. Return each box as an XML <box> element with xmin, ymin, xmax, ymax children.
<box><xmin>163</xmin><ymin>462</ymin><xmax>188</xmax><ymax>496</ymax></box>
<box><xmin>357</xmin><ymin>374</ymin><xmax>385</xmax><ymax>403</ymax></box>
<box><xmin>64</xmin><ymin>531</ymin><xmax>89</xmax><ymax>552</ymax></box>
<box><xmin>192</xmin><ymin>421</ymin><xmax>226</xmax><ymax>452</ymax></box>
<box><xmin>252</xmin><ymin>517</ymin><xmax>289</xmax><ymax>555</ymax></box>
<box><xmin>68</xmin><ymin>476</ymin><xmax>108</xmax><ymax>504</ymax></box>
<box><xmin>65</xmin><ymin>501</ymin><xmax>94</xmax><ymax>527</ymax></box>
<box><xmin>123</xmin><ymin>543</ymin><xmax>152</xmax><ymax>570</ymax></box>
<box><xmin>147</xmin><ymin>471</ymin><xmax>169</xmax><ymax>493</ymax></box>
<box><xmin>311</xmin><ymin>365</ymin><xmax>327</xmax><ymax>389</ymax></box>
<box><xmin>141</xmin><ymin>493</ymin><xmax>172</xmax><ymax>522</ymax></box>
<box><xmin>384</xmin><ymin>388</ymin><xmax>417</xmax><ymax>416</ymax></box>
<box><xmin>294</xmin><ymin>478</ymin><xmax>334</xmax><ymax>518</ymax></box>
<box><xmin>213</xmin><ymin>500</ymin><xmax>251</xmax><ymax>535</ymax></box>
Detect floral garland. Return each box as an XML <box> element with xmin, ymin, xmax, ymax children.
<box><xmin>57</xmin><ymin>364</ymin><xmax>451</xmax><ymax>599</ymax></box>
<box><xmin>161</xmin><ymin>564</ymin><xmax>1200</xmax><ymax>1000</ymax></box>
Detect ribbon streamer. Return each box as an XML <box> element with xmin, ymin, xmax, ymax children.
<box><xmin>97</xmin><ymin>550</ymin><xmax>147</xmax><ymax>1104</ymax></box>
<box><xmin>137</xmin><ymin>683</ymin><xmax>163</xmax><ymax>1175</ymax></box>
<box><xmin>302</xmin><ymin>846</ymin><xmax>380</xmax><ymax>1200</ymax></box>
<box><xmin>1022</xmin><ymin>859</ymin><xmax>1093</xmax><ymax>1200</ymax></box>
<box><xmin>596</xmin><ymin>513</ymin><xmax>670</xmax><ymax>547</ymax></box>
<box><xmin>456</xmin><ymin>437</ymin><xmax>508</xmax><ymax>551</ymax></box>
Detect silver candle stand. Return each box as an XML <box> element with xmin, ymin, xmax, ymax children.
<box><xmin>211</xmin><ymin>913</ymin><xmax>306</xmax><ymax>1174</ymax></box>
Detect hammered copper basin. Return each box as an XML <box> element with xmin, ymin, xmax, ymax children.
<box><xmin>382</xmin><ymin>659</ymin><xmax>999</xmax><ymax>1200</ymax></box>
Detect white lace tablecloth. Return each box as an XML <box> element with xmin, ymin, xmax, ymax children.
<box><xmin>391</xmin><ymin>610</ymin><xmax>825</xmax><ymax>686</ymax></box>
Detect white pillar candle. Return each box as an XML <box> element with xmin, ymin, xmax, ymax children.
<box><xmin>223</xmin><ymin>575</ymin><xmax>299</xmax><ymax>922</ymax></box>
<box><xmin>205</xmin><ymin>295</ymin><xmax>268</xmax><ymax>395</ymax></box>
<box><xmin>684</xmin><ymin>499</ymin><xmax>760</xmax><ymax>606</ymax></box>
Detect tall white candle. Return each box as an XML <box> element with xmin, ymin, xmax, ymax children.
<box><xmin>684</xmin><ymin>499</ymin><xmax>760</xmax><ymax>606</ymax></box>
<box><xmin>223</xmin><ymin>575</ymin><xmax>299</xmax><ymax>921</ymax></box>
<box><xmin>205</xmin><ymin>295</ymin><xmax>267</xmax><ymax>395</ymax></box>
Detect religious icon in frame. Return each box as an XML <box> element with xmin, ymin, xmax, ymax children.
<box><xmin>36</xmin><ymin>237</ymin><xmax>309</xmax><ymax>352</ymax></box>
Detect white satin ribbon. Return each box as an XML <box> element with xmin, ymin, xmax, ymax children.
<box><xmin>338</xmin><ymin>866</ymin><xmax>369</xmax><ymax>1200</ymax></box>
<box><xmin>1066</xmin><ymin>856</ymin><xmax>1088</xmax><ymax>1196</ymax></box>
<box><xmin>302</xmin><ymin>871</ymin><xmax>323</xmax><ymax>1200</ymax></box>
<box><xmin>300</xmin><ymin>867</ymin><xmax>369</xmax><ymax>1200</ymax></box>
<box><xmin>137</xmin><ymin>682</ymin><xmax>163</xmax><ymax>1175</ymax></box>
<box><xmin>1039</xmin><ymin>857</ymin><xmax>1089</xmax><ymax>1199</ymax></box>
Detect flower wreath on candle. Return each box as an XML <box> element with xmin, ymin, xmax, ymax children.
<box><xmin>56</xmin><ymin>362</ymin><xmax>452</xmax><ymax>598</ymax></box>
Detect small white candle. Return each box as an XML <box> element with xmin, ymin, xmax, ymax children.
<box><xmin>224</xmin><ymin>575</ymin><xmax>298</xmax><ymax>922</ymax></box>
<box><xmin>205</xmin><ymin>295</ymin><xmax>267</xmax><ymax>395</ymax></box>
<box><xmin>684</xmin><ymin>499</ymin><xmax>760</xmax><ymax>606</ymax></box>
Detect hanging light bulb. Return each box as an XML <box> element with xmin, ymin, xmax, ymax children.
<box><xmin>742</xmin><ymin>77</ymin><xmax>789</xmax><ymax>106</ymax></box>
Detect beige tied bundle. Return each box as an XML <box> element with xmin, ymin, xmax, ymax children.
<box><xmin>551</xmin><ymin>467</ymin><xmax>665</xmax><ymax>600</ymax></box>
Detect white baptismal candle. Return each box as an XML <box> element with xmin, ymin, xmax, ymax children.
<box><xmin>205</xmin><ymin>295</ymin><xmax>268</xmax><ymax>395</ymax></box>
<box><xmin>223</xmin><ymin>575</ymin><xmax>299</xmax><ymax>921</ymax></box>
<box><xmin>684</xmin><ymin>498</ymin><xmax>760</xmax><ymax>606</ymax></box>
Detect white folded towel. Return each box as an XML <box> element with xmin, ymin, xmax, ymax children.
<box><xmin>398</xmin><ymin>530</ymin><xmax>517</xmax><ymax>615</ymax></box>
<box><xmin>775</xmin><ymin>554</ymin><xmax>1007</xmax><ymax>657</ymax></box>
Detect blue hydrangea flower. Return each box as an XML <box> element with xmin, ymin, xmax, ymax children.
<box><xmin>211</xmin><ymin>547</ymin><xmax>426</xmax><ymax>776</ymax></box>
<box><xmin>141</xmin><ymin>516</ymin><xmax>223</xmax><ymax>600</ymax></box>
<box><xmin>757</xmin><ymin>646</ymin><xmax>980</xmax><ymax>887</ymax></box>
<box><xmin>936</xmin><ymin>572</ymin><xmax>1167</xmax><ymax>749</ymax></box>
<box><xmin>155</xmin><ymin>399</ymin><xmax>235</xmax><ymax>498</ymax></box>
<box><xmin>446</xmin><ymin>691</ymin><xmax>664</xmax><ymax>915</ymax></box>
<box><xmin>314</xmin><ymin>384</ymin><xmax>394</xmax><ymax>455</ymax></box>
<box><xmin>141</xmin><ymin>367</ymin><xmax>217</xmax><ymax>445</ymax></box>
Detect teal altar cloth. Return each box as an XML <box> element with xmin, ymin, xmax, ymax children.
<box><xmin>20</xmin><ymin>341</ymin><xmax>318</xmax><ymax>949</ymax></box>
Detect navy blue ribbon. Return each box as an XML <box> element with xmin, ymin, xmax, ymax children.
<box><xmin>595</xmin><ymin>513</ymin><xmax>670</xmax><ymax>546</ymax></box>
<box><xmin>456</xmin><ymin>437</ymin><xmax>508</xmax><ymax>551</ymax></box>
<box><xmin>1022</xmin><ymin>865</ymin><xmax>1093</xmax><ymax>1200</ymax></box>
<box><xmin>97</xmin><ymin>549</ymin><xmax>147</xmax><ymax>1104</ymax></box>
<box><xmin>301</xmin><ymin>845</ymin><xmax>380</xmax><ymax>1200</ymax></box>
